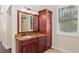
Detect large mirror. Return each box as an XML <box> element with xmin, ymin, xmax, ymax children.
<box><xmin>17</xmin><ymin>10</ymin><xmax>39</xmax><ymax>33</ymax></box>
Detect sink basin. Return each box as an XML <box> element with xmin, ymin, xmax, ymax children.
<box><xmin>22</xmin><ymin>35</ymin><xmax>32</xmax><ymax>39</ymax></box>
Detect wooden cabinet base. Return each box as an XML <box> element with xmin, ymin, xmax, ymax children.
<box><xmin>16</xmin><ymin>36</ymin><xmax>47</xmax><ymax>53</ymax></box>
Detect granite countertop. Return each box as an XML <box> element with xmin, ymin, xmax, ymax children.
<box><xmin>15</xmin><ymin>32</ymin><xmax>46</xmax><ymax>41</ymax></box>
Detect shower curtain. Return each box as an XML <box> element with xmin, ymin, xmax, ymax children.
<box><xmin>0</xmin><ymin>6</ymin><xmax>11</xmax><ymax>49</ymax></box>
<box><xmin>0</xmin><ymin>15</ymin><xmax>2</xmax><ymax>42</ymax></box>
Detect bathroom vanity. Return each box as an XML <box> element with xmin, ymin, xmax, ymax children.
<box><xmin>16</xmin><ymin>9</ymin><xmax>52</xmax><ymax>53</ymax></box>
<box><xmin>16</xmin><ymin>32</ymin><xmax>46</xmax><ymax>53</ymax></box>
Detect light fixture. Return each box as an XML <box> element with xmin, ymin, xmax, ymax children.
<box><xmin>19</xmin><ymin>7</ymin><xmax>37</xmax><ymax>15</ymax></box>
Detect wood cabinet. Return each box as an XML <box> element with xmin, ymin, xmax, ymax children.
<box><xmin>22</xmin><ymin>39</ymin><xmax>38</xmax><ymax>53</ymax></box>
<box><xmin>33</xmin><ymin>15</ymin><xmax>39</xmax><ymax>31</ymax></box>
<box><xmin>39</xmin><ymin>9</ymin><xmax>52</xmax><ymax>49</ymax></box>
<box><xmin>38</xmin><ymin>37</ymin><xmax>46</xmax><ymax>52</ymax></box>
<box><xmin>16</xmin><ymin>36</ymin><xmax>46</xmax><ymax>53</ymax></box>
<box><xmin>16</xmin><ymin>9</ymin><xmax>52</xmax><ymax>53</ymax></box>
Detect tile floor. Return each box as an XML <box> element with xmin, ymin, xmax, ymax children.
<box><xmin>44</xmin><ymin>48</ymin><xmax>62</xmax><ymax>53</ymax></box>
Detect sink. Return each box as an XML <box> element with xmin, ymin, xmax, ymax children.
<box><xmin>22</xmin><ymin>35</ymin><xmax>32</xmax><ymax>39</ymax></box>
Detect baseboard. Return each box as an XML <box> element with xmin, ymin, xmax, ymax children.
<box><xmin>52</xmin><ymin>46</ymin><xmax>73</xmax><ymax>53</ymax></box>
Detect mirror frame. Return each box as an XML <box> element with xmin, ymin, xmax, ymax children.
<box><xmin>17</xmin><ymin>10</ymin><xmax>38</xmax><ymax>33</ymax></box>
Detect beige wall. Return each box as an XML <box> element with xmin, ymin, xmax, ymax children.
<box><xmin>56</xmin><ymin>35</ymin><xmax>79</xmax><ymax>52</ymax></box>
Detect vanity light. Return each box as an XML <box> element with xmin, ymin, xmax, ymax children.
<box><xmin>19</xmin><ymin>8</ymin><xmax>37</xmax><ymax>15</ymax></box>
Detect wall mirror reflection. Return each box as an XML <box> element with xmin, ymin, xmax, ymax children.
<box><xmin>17</xmin><ymin>10</ymin><xmax>38</xmax><ymax>33</ymax></box>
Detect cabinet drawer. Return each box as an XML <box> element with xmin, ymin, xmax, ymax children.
<box><xmin>22</xmin><ymin>39</ymin><xmax>38</xmax><ymax>45</ymax></box>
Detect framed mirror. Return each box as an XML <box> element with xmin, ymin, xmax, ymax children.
<box><xmin>17</xmin><ymin>10</ymin><xmax>39</xmax><ymax>33</ymax></box>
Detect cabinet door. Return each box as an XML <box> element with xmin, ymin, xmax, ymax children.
<box><xmin>39</xmin><ymin>9</ymin><xmax>52</xmax><ymax>49</ymax></box>
<box><xmin>38</xmin><ymin>37</ymin><xmax>46</xmax><ymax>53</ymax></box>
<box><xmin>39</xmin><ymin>10</ymin><xmax>46</xmax><ymax>33</ymax></box>
<box><xmin>22</xmin><ymin>44</ymin><xmax>32</xmax><ymax>53</ymax></box>
<box><xmin>33</xmin><ymin>15</ymin><xmax>39</xmax><ymax>31</ymax></box>
<box><xmin>31</xmin><ymin>41</ymin><xmax>38</xmax><ymax>53</ymax></box>
<box><xmin>22</xmin><ymin>39</ymin><xmax>38</xmax><ymax>53</ymax></box>
<box><xmin>46</xmin><ymin>10</ymin><xmax>52</xmax><ymax>49</ymax></box>
<box><xmin>16</xmin><ymin>40</ymin><xmax>23</xmax><ymax>53</ymax></box>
